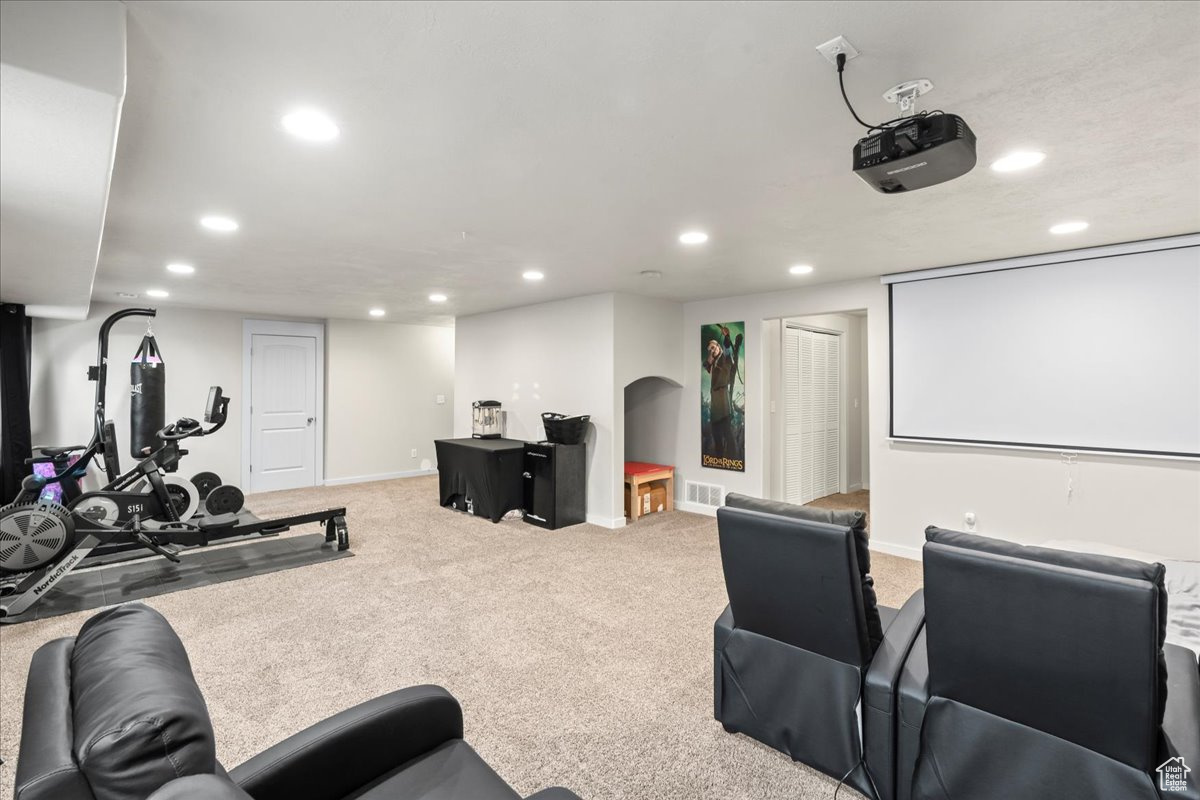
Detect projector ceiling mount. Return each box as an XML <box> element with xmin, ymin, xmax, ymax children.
<box><xmin>882</xmin><ymin>79</ymin><xmax>934</xmax><ymax>117</ymax></box>
<box><xmin>816</xmin><ymin>35</ymin><xmax>978</xmax><ymax>193</ymax></box>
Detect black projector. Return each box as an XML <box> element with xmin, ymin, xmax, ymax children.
<box><xmin>853</xmin><ymin>113</ymin><xmax>976</xmax><ymax>193</ymax></box>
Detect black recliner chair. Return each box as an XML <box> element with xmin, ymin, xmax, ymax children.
<box><xmin>13</xmin><ymin>603</ymin><xmax>581</xmax><ymax>800</ymax></box>
<box><xmin>903</xmin><ymin>527</ymin><xmax>1200</xmax><ymax>800</ymax></box>
<box><xmin>713</xmin><ymin>494</ymin><xmax>925</xmax><ymax>800</ymax></box>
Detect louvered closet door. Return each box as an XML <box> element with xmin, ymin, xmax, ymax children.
<box><xmin>784</xmin><ymin>327</ymin><xmax>841</xmax><ymax>504</ymax></box>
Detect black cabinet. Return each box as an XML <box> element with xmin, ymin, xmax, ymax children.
<box><xmin>522</xmin><ymin>442</ymin><xmax>585</xmax><ymax>530</ymax></box>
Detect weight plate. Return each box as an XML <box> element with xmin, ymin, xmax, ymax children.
<box><xmin>0</xmin><ymin>502</ymin><xmax>75</xmax><ymax>575</ymax></box>
<box><xmin>205</xmin><ymin>485</ymin><xmax>244</xmax><ymax>516</ymax></box>
<box><xmin>191</xmin><ymin>471</ymin><xmax>222</xmax><ymax>500</ymax></box>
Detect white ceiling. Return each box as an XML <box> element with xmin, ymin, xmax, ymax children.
<box><xmin>29</xmin><ymin>1</ymin><xmax>1200</xmax><ymax>322</ymax></box>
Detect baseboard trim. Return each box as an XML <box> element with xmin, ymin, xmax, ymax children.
<box><xmin>676</xmin><ymin>500</ymin><xmax>718</xmax><ymax>517</ymax></box>
<box><xmin>848</xmin><ymin>482</ymin><xmax>863</xmax><ymax>492</ymax></box>
<box><xmin>323</xmin><ymin>469</ymin><xmax>437</xmax><ymax>487</ymax></box>
<box><xmin>587</xmin><ymin>514</ymin><xmax>626</xmax><ymax>529</ymax></box>
<box><xmin>870</xmin><ymin>539</ymin><xmax>921</xmax><ymax>561</ymax></box>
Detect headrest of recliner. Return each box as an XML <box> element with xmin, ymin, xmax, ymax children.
<box><xmin>717</xmin><ymin>503</ymin><xmax>880</xmax><ymax>665</ymax></box>
<box><xmin>723</xmin><ymin>494</ymin><xmax>882</xmax><ymax>655</ymax></box>
<box><xmin>70</xmin><ymin>604</ymin><xmax>218</xmax><ymax>800</ymax></box>
<box><xmin>725</xmin><ymin>493</ymin><xmax>868</xmax><ymax>536</ymax></box>
<box><xmin>922</xmin><ymin>527</ymin><xmax>1167</xmax><ymax>771</ymax></box>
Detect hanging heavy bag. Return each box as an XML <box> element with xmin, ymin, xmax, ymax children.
<box><xmin>130</xmin><ymin>334</ymin><xmax>166</xmax><ymax>458</ymax></box>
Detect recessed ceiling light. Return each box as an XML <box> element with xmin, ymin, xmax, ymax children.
<box><xmin>369</xmin><ymin>308</ymin><xmax>386</xmax><ymax>317</ymax></box>
<box><xmin>522</xmin><ymin>270</ymin><xmax>544</xmax><ymax>281</ymax></box>
<box><xmin>1049</xmin><ymin>220</ymin><xmax>1089</xmax><ymax>235</ymax></box>
<box><xmin>145</xmin><ymin>289</ymin><xmax>169</xmax><ymax>298</ymax></box>
<box><xmin>429</xmin><ymin>293</ymin><xmax>448</xmax><ymax>303</ymax></box>
<box><xmin>200</xmin><ymin>215</ymin><xmax>239</xmax><ymax>233</ymax></box>
<box><xmin>166</xmin><ymin>262</ymin><xmax>195</xmax><ymax>275</ymax></box>
<box><xmin>679</xmin><ymin>230</ymin><xmax>709</xmax><ymax>245</ymax></box>
<box><xmin>990</xmin><ymin>150</ymin><xmax>1046</xmax><ymax>173</ymax></box>
<box><xmin>789</xmin><ymin>264</ymin><xmax>815</xmax><ymax>275</ymax></box>
<box><xmin>281</xmin><ymin>108</ymin><xmax>340</xmax><ymax>142</ymax></box>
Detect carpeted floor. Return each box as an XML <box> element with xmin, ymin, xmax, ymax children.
<box><xmin>805</xmin><ymin>489</ymin><xmax>871</xmax><ymax>530</ymax></box>
<box><xmin>0</xmin><ymin>476</ymin><xmax>921</xmax><ymax>800</ymax></box>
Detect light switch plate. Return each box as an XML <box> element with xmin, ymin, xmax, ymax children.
<box><xmin>436</xmin><ymin>394</ymin><xmax>446</xmax><ymax>404</ymax></box>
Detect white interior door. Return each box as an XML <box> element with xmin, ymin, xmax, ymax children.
<box><xmin>250</xmin><ymin>334</ymin><xmax>317</xmax><ymax>493</ymax></box>
<box><xmin>784</xmin><ymin>327</ymin><xmax>842</xmax><ymax>504</ymax></box>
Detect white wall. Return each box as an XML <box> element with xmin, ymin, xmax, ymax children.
<box><xmin>673</xmin><ymin>278</ymin><xmax>1200</xmax><ymax>561</ymax></box>
<box><xmin>324</xmin><ymin>319</ymin><xmax>454</xmax><ymax>484</ymax></box>
<box><xmin>29</xmin><ymin>303</ymin><xmax>455</xmax><ymax>492</ymax></box>
<box><xmin>454</xmin><ymin>294</ymin><xmax>618</xmax><ymax>525</ymax></box>
<box><xmin>859</xmin><ymin>315</ymin><xmax>869</xmax><ymax>490</ymax></box>
<box><xmin>624</xmin><ymin>377</ymin><xmax>681</xmax><ymax>465</ymax></box>
<box><xmin>30</xmin><ymin>302</ymin><xmax>250</xmax><ymax>485</ymax></box>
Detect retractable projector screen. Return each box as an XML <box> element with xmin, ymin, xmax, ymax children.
<box><xmin>887</xmin><ymin>237</ymin><xmax>1200</xmax><ymax>457</ymax></box>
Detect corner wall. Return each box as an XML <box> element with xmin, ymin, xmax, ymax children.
<box><xmin>324</xmin><ymin>319</ymin><xmax>454</xmax><ymax>484</ymax></box>
<box><xmin>454</xmin><ymin>294</ymin><xmax>618</xmax><ymax>525</ymax></box>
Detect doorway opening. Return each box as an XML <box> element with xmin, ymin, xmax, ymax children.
<box><xmin>764</xmin><ymin>311</ymin><xmax>870</xmax><ymax>521</ymax></box>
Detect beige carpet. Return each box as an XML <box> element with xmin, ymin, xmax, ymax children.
<box><xmin>805</xmin><ymin>489</ymin><xmax>872</xmax><ymax>530</ymax></box>
<box><xmin>0</xmin><ymin>476</ymin><xmax>922</xmax><ymax>800</ymax></box>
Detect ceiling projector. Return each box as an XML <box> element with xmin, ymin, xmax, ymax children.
<box><xmin>832</xmin><ymin>51</ymin><xmax>977</xmax><ymax>193</ymax></box>
<box><xmin>853</xmin><ymin>114</ymin><xmax>977</xmax><ymax>193</ymax></box>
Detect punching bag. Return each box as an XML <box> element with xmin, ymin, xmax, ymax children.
<box><xmin>130</xmin><ymin>334</ymin><xmax>166</xmax><ymax>458</ymax></box>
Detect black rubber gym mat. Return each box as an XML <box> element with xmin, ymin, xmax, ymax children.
<box><xmin>1</xmin><ymin>533</ymin><xmax>352</xmax><ymax>625</ymax></box>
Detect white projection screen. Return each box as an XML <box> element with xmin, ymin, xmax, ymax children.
<box><xmin>889</xmin><ymin>240</ymin><xmax>1200</xmax><ymax>457</ymax></box>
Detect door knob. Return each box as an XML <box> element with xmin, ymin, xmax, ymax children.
<box><xmin>307</xmin><ymin>417</ymin><xmax>314</xmax><ymax>426</ymax></box>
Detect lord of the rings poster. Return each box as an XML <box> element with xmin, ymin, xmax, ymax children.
<box><xmin>701</xmin><ymin>321</ymin><xmax>745</xmax><ymax>471</ymax></box>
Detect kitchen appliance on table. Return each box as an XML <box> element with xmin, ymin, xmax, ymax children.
<box><xmin>472</xmin><ymin>400</ymin><xmax>503</xmax><ymax>439</ymax></box>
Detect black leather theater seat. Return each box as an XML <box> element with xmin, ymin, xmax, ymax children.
<box><xmin>903</xmin><ymin>528</ymin><xmax>1200</xmax><ymax>800</ymax></box>
<box><xmin>13</xmin><ymin>604</ymin><xmax>582</xmax><ymax>800</ymax></box>
<box><xmin>713</xmin><ymin>494</ymin><xmax>925</xmax><ymax>800</ymax></box>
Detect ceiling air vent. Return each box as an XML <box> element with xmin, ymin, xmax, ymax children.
<box><xmin>686</xmin><ymin>480</ymin><xmax>725</xmax><ymax>508</ymax></box>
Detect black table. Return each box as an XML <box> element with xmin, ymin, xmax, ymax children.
<box><xmin>434</xmin><ymin>438</ymin><xmax>526</xmax><ymax>523</ymax></box>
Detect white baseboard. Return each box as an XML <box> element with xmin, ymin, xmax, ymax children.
<box><xmin>676</xmin><ymin>500</ymin><xmax>718</xmax><ymax>517</ymax></box>
<box><xmin>870</xmin><ymin>539</ymin><xmax>921</xmax><ymax>561</ymax></box>
<box><xmin>848</xmin><ymin>482</ymin><xmax>863</xmax><ymax>493</ymax></box>
<box><xmin>587</xmin><ymin>514</ymin><xmax>626</xmax><ymax>529</ymax></box>
<box><xmin>323</xmin><ymin>469</ymin><xmax>437</xmax><ymax>487</ymax></box>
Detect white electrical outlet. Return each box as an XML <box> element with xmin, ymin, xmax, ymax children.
<box><xmin>816</xmin><ymin>35</ymin><xmax>860</xmax><ymax>66</ymax></box>
<box><xmin>411</xmin><ymin>449</ymin><xmax>418</xmax><ymax>458</ymax></box>
<box><xmin>435</xmin><ymin>394</ymin><xmax>445</xmax><ymax>404</ymax></box>
<box><xmin>964</xmin><ymin>512</ymin><xmax>977</xmax><ymax>531</ymax></box>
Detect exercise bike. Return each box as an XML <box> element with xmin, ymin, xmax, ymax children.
<box><xmin>0</xmin><ymin>389</ymin><xmax>232</xmax><ymax>595</ymax></box>
<box><xmin>28</xmin><ymin>387</ymin><xmax>244</xmax><ymax>525</ymax></box>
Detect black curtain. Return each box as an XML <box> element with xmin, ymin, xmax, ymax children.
<box><xmin>0</xmin><ymin>303</ymin><xmax>33</xmax><ymax>503</ymax></box>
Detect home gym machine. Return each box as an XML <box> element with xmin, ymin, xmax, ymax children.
<box><xmin>0</xmin><ymin>385</ymin><xmax>349</xmax><ymax>621</ymax></box>
<box><xmin>0</xmin><ymin>309</ymin><xmax>350</xmax><ymax>621</ymax></box>
<box><xmin>30</xmin><ymin>306</ymin><xmax>225</xmax><ymax>509</ymax></box>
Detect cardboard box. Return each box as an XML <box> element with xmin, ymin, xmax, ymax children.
<box><xmin>625</xmin><ymin>483</ymin><xmax>668</xmax><ymax>518</ymax></box>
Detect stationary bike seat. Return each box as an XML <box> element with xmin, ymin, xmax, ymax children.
<box><xmin>36</xmin><ymin>445</ymin><xmax>87</xmax><ymax>457</ymax></box>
